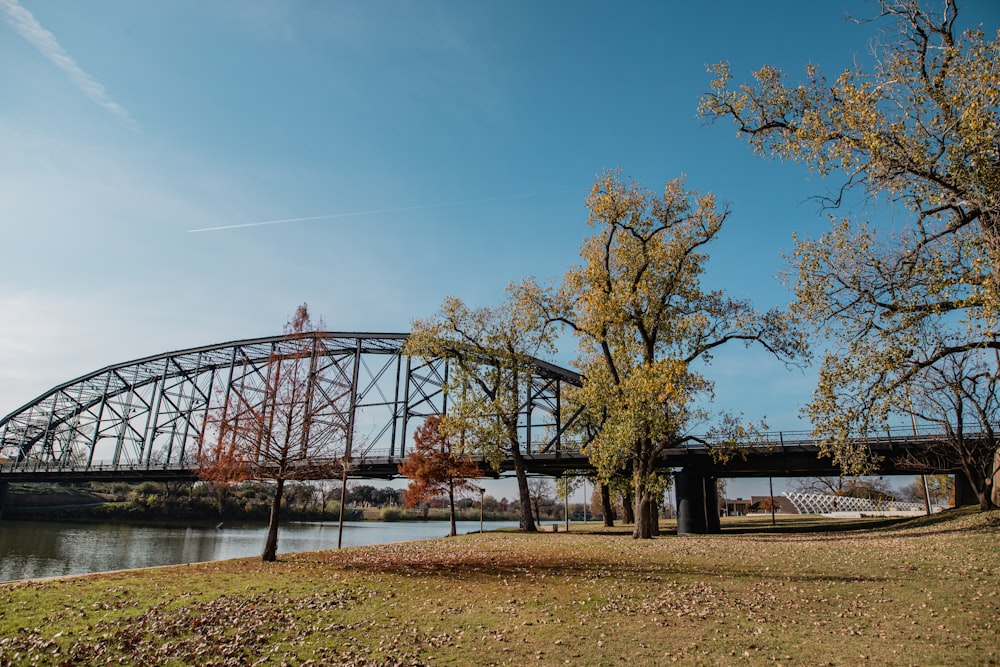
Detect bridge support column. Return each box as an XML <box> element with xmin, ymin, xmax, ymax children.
<box><xmin>0</xmin><ymin>481</ymin><xmax>9</xmax><ymax>520</ymax></box>
<box><xmin>953</xmin><ymin>472</ymin><xmax>978</xmax><ymax>507</ymax></box>
<box><xmin>675</xmin><ymin>463</ymin><xmax>720</xmax><ymax>535</ymax></box>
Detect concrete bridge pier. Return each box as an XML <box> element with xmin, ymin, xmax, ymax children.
<box><xmin>0</xmin><ymin>481</ymin><xmax>9</xmax><ymax>520</ymax></box>
<box><xmin>954</xmin><ymin>472</ymin><xmax>979</xmax><ymax>507</ymax></box>
<box><xmin>674</xmin><ymin>461</ymin><xmax>720</xmax><ymax>535</ymax></box>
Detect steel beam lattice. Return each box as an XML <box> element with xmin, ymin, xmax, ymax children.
<box><xmin>0</xmin><ymin>333</ymin><xmax>583</xmax><ymax>480</ymax></box>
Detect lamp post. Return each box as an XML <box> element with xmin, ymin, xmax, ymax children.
<box><xmin>477</xmin><ymin>485</ymin><xmax>485</xmax><ymax>533</ymax></box>
<box><xmin>768</xmin><ymin>476</ymin><xmax>776</xmax><ymax>527</ymax></box>
<box><xmin>564</xmin><ymin>478</ymin><xmax>570</xmax><ymax>532</ymax></box>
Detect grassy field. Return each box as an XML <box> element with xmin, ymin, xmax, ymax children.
<box><xmin>1</xmin><ymin>510</ymin><xmax>997</xmax><ymax>666</ymax></box>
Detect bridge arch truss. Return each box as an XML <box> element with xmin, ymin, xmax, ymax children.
<box><xmin>0</xmin><ymin>333</ymin><xmax>583</xmax><ymax>479</ymax></box>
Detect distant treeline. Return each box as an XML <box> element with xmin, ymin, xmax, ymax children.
<box><xmin>1</xmin><ymin>481</ymin><xmax>530</xmax><ymax>523</ymax></box>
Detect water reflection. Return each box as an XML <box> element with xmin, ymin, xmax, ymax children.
<box><xmin>0</xmin><ymin>519</ymin><xmax>517</xmax><ymax>582</ymax></box>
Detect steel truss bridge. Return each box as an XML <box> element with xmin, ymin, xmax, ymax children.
<box><xmin>0</xmin><ymin>331</ymin><xmax>981</xmax><ymax>533</ymax></box>
<box><xmin>0</xmin><ymin>332</ymin><xmax>584</xmax><ymax>484</ymax></box>
<box><xmin>0</xmin><ymin>329</ymin><xmax>971</xmax><ymax>484</ymax></box>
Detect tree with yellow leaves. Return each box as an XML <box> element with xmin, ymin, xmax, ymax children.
<box><xmin>700</xmin><ymin>0</ymin><xmax>999</xmax><ymax>500</ymax></box>
<box><xmin>701</xmin><ymin>0</ymin><xmax>999</xmax><ymax>280</ymax></box>
<box><xmin>523</xmin><ymin>170</ymin><xmax>807</xmax><ymax>538</ymax></box>
<box><xmin>405</xmin><ymin>291</ymin><xmax>558</xmax><ymax>532</ymax></box>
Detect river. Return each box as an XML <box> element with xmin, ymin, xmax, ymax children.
<box><xmin>0</xmin><ymin>519</ymin><xmax>519</xmax><ymax>583</ymax></box>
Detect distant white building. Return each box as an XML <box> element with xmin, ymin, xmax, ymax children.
<box><xmin>784</xmin><ymin>491</ymin><xmax>941</xmax><ymax>516</ymax></box>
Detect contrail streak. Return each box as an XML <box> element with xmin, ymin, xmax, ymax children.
<box><xmin>187</xmin><ymin>191</ymin><xmax>564</xmax><ymax>233</ymax></box>
<box><xmin>0</xmin><ymin>0</ymin><xmax>136</xmax><ymax>127</ymax></box>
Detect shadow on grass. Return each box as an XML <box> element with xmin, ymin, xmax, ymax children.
<box><xmin>557</xmin><ymin>516</ymin><xmax>909</xmax><ymax>536</ymax></box>
<box><xmin>269</xmin><ymin>508</ymin><xmax>998</xmax><ymax>594</ymax></box>
<box><xmin>498</xmin><ymin>508</ymin><xmax>996</xmax><ymax>541</ymax></box>
<box><xmin>699</xmin><ymin>507</ymin><xmax>995</xmax><ymax>540</ymax></box>
<box><xmin>307</xmin><ymin>542</ymin><xmax>892</xmax><ymax>587</ymax></box>
<box><xmin>718</xmin><ymin>516</ymin><xmax>909</xmax><ymax>535</ymax></box>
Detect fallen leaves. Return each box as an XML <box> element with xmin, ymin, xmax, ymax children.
<box><xmin>0</xmin><ymin>511</ymin><xmax>998</xmax><ymax>665</ymax></box>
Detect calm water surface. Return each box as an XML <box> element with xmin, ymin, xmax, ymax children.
<box><xmin>0</xmin><ymin>519</ymin><xmax>518</xmax><ymax>582</ymax></box>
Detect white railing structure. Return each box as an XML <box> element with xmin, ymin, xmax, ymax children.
<box><xmin>784</xmin><ymin>491</ymin><xmax>930</xmax><ymax>515</ymax></box>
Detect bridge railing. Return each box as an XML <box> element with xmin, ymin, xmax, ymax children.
<box><xmin>0</xmin><ymin>460</ymin><xmax>196</xmax><ymax>475</ymax></box>
<box><xmin>676</xmin><ymin>424</ymin><xmax>969</xmax><ymax>452</ymax></box>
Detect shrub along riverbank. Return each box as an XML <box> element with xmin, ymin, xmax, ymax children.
<box><xmin>2</xmin><ymin>482</ymin><xmax>519</xmax><ymax>523</ymax></box>
<box><xmin>1</xmin><ymin>509</ymin><xmax>997</xmax><ymax>665</ymax></box>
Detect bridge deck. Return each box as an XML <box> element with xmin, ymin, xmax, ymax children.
<box><xmin>0</xmin><ymin>434</ymin><xmax>957</xmax><ymax>484</ymax></box>
<box><xmin>0</xmin><ymin>331</ymin><xmax>969</xmax><ymax>487</ymax></box>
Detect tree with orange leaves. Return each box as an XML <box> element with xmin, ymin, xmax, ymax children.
<box><xmin>195</xmin><ymin>428</ymin><xmax>249</xmax><ymax>518</ymax></box>
<box><xmin>757</xmin><ymin>497</ymin><xmax>779</xmax><ymax>513</ymax></box>
<box><xmin>198</xmin><ymin>304</ymin><xmax>350</xmax><ymax>561</ymax></box>
<box><xmin>399</xmin><ymin>415</ymin><xmax>481</xmax><ymax>537</ymax></box>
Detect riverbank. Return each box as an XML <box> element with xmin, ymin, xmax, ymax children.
<box><xmin>1</xmin><ymin>509</ymin><xmax>997</xmax><ymax>665</ymax></box>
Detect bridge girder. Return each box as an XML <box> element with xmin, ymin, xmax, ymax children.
<box><xmin>0</xmin><ymin>332</ymin><xmax>584</xmax><ymax>478</ymax></box>
<box><xmin>0</xmin><ymin>333</ymin><xmax>979</xmax><ymax>486</ymax></box>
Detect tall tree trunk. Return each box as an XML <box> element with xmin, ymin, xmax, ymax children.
<box><xmin>991</xmin><ymin>448</ymin><xmax>1000</xmax><ymax>509</ymax></box>
<box><xmin>621</xmin><ymin>485</ymin><xmax>635</xmax><ymax>524</ymax></box>
<box><xmin>633</xmin><ymin>490</ymin><xmax>652</xmax><ymax>538</ymax></box>
<box><xmin>510</xmin><ymin>446</ymin><xmax>537</xmax><ymax>532</ymax></box>
<box><xmin>262</xmin><ymin>477</ymin><xmax>285</xmax><ymax>562</ymax></box>
<box><xmin>957</xmin><ymin>456</ymin><xmax>991</xmax><ymax>510</ymax></box>
<box><xmin>632</xmin><ymin>476</ymin><xmax>653</xmax><ymax>539</ymax></box>
<box><xmin>632</xmin><ymin>444</ymin><xmax>656</xmax><ymax>539</ymax></box>
<box><xmin>601</xmin><ymin>483</ymin><xmax>615</xmax><ymax>527</ymax></box>
<box><xmin>448</xmin><ymin>480</ymin><xmax>457</xmax><ymax>537</ymax></box>
<box><xmin>214</xmin><ymin>483</ymin><xmax>227</xmax><ymax>519</ymax></box>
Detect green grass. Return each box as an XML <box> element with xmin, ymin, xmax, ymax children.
<box><xmin>1</xmin><ymin>509</ymin><xmax>997</xmax><ymax>666</ymax></box>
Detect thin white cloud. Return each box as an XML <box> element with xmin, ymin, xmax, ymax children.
<box><xmin>0</xmin><ymin>0</ymin><xmax>136</xmax><ymax>128</ymax></box>
<box><xmin>187</xmin><ymin>191</ymin><xmax>567</xmax><ymax>233</ymax></box>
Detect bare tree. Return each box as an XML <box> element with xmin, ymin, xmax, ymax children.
<box><xmin>527</xmin><ymin>477</ymin><xmax>555</xmax><ymax>522</ymax></box>
<box><xmin>897</xmin><ymin>475</ymin><xmax>953</xmax><ymax>506</ymax></box>
<box><xmin>895</xmin><ymin>348</ymin><xmax>999</xmax><ymax>509</ymax></box>
<box><xmin>198</xmin><ymin>305</ymin><xmax>350</xmax><ymax>561</ymax></box>
<box><xmin>791</xmin><ymin>477</ymin><xmax>849</xmax><ymax>496</ymax></box>
<box><xmin>793</xmin><ymin>476</ymin><xmax>895</xmax><ymax>500</ymax></box>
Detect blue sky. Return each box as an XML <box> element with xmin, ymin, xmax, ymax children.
<box><xmin>3</xmin><ymin>1</ymin><xmax>998</xmax><ymax>499</ymax></box>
